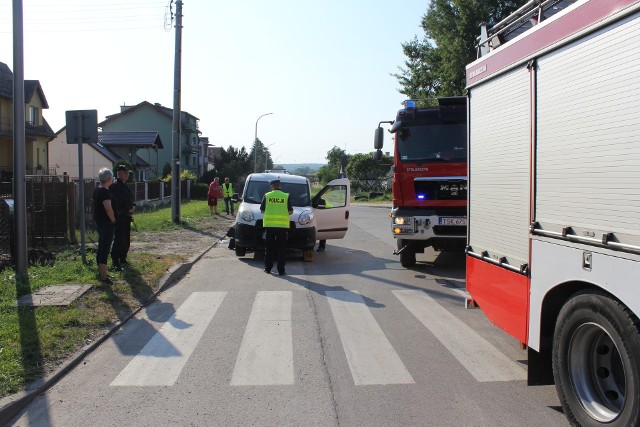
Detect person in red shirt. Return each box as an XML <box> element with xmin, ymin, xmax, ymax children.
<box><xmin>208</xmin><ymin>177</ymin><xmax>222</xmax><ymax>215</ymax></box>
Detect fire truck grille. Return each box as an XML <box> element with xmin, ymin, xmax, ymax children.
<box><xmin>414</xmin><ymin>179</ymin><xmax>467</xmax><ymax>200</ymax></box>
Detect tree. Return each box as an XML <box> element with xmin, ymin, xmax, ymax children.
<box><xmin>317</xmin><ymin>146</ymin><xmax>347</xmax><ymax>184</ymax></box>
<box><xmin>249</xmin><ymin>139</ymin><xmax>275</xmax><ymax>173</ymax></box>
<box><xmin>216</xmin><ymin>145</ymin><xmax>252</xmax><ymax>183</ymax></box>
<box><xmin>345</xmin><ymin>153</ymin><xmax>393</xmax><ymax>192</ymax></box>
<box><xmin>394</xmin><ymin>0</ymin><xmax>527</xmax><ymax>99</ymax></box>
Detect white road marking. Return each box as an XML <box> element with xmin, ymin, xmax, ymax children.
<box><xmin>231</xmin><ymin>291</ymin><xmax>293</xmax><ymax>385</ymax></box>
<box><xmin>326</xmin><ymin>291</ymin><xmax>415</xmax><ymax>385</ymax></box>
<box><xmin>110</xmin><ymin>292</ymin><xmax>226</xmax><ymax>386</ymax></box>
<box><xmin>451</xmin><ymin>287</ymin><xmax>471</xmax><ymax>299</ymax></box>
<box><xmin>393</xmin><ymin>290</ymin><xmax>526</xmax><ymax>382</ymax></box>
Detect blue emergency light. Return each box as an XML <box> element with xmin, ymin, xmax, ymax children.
<box><xmin>405</xmin><ymin>100</ymin><xmax>416</xmax><ymax>109</ymax></box>
<box><xmin>417</xmin><ymin>194</ymin><xmax>426</xmax><ymax>200</ymax></box>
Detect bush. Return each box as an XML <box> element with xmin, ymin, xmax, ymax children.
<box><xmin>161</xmin><ymin>170</ymin><xmax>197</xmax><ymax>183</ymax></box>
<box><xmin>190</xmin><ymin>182</ymin><xmax>208</xmax><ymax>200</ymax></box>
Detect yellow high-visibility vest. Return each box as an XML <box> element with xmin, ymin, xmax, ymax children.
<box><xmin>223</xmin><ymin>182</ymin><xmax>233</xmax><ymax>197</ymax></box>
<box><xmin>263</xmin><ymin>190</ymin><xmax>290</xmax><ymax>228</ymax></box>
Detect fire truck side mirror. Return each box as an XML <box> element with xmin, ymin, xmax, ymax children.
<box><xmin>373</xmin><ymin>150</ymin><xmax>383</xmax><ymax>162</ymax></box>
<box><xmin>374</xmin><ymin>127</ymin><xmax>384</xmax><ymax>150</ymax></box>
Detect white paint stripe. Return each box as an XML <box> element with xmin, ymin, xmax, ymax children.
<box><xmin>231</xmin><ymin>291</ymin><xmax>293</xmax><ymax>385</ymax></box>
<box><xmin>451</xmin><ymin>287</ymin><xmax>471</xmax><ymax>299</ymax></box>
<box><xmin>111</xmin><ymin>292</ymin><xmax>226</xmax><ymax>386</ymax></box>
<box><xmin>393</xmin><ymin>290</ymin><xmax>526</xmax><ymax>382</ymax></box>
<box><xmin>326</xmin><ymin>291</ymin><xmax>414</xmax><ymax>385</ymax></box>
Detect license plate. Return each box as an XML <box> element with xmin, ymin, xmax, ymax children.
<box><xmin>439</xmin><ymin>217</ymin><xmax>467</xmax><ymax>226</ymax></box>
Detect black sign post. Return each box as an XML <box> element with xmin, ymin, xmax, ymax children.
<box><xmin>65</xmin><ymin>110</ymin><xmax>98</xmax><ymax>263</ymax></box>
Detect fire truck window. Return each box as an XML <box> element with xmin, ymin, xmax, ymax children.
<box><xmin>397</xmin><ymin>123</ymin><xmax>466</xmax><ymax>162</ymax></box>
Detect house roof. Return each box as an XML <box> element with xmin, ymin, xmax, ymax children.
<box><xmin>98</xmin><ymin>131</ymin><xmax>163</xmax><ymax>149</ymax></box>
<box><xmin>89</xmin><ymin>142</ymin><xmax>150</xmax><ymax>168</ymax></box>
<box><xmin>100</xmin><ymin>100</ymin><xmax>201</xmax><ymax>134</ymax></box>
<box><xmin>27</xmin><ymin>117</ymin><xmax>55</xmax><ymax>139</ymax></box>
<box><xmin>0</xmin><ymin>62</ymin><xmax>49</xmax><ymax>108</ymax></box>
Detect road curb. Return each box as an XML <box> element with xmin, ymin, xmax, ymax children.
<box><xmin>0</xmin><ymin>241</ymin><xmax>217</xmax><ymax>426</ymax></box>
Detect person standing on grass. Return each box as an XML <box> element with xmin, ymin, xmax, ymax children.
<box><xmin>109</xmin><ymin>164</ymin><xmax>135</xmax><ymax>270</ymax></box>
<box><xmin>93</xmin><ymin>167</ymin><xmax>117</xmax><ymax>285</ymax></box>
<box><xmin>260</xmin><ymin>179</ymin><xmax>293</xmax><ymax>276</ymax></box>
<box><xmin>208</xmin><ymin>177</ymin><xmax>222</xmax><ymax>215</ymax></box>
<box><xmin>222</xmin><ymin>177</ymin><xmax>234</xmax><ymax>216</ymax></box>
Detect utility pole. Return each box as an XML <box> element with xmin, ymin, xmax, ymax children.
<box><xmin>12</xmin><ymin>0</ymin><xmax>28</xmax><ymax>278</ymax></box>
<box><xmin>171</xmin><ymin>0</ymin><xmax>183</xmax><ymax>223</ymax></box>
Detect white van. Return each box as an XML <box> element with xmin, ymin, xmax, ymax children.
<box><xmin>232</xmin><ymin>173</ymin><xmax>350</xmax><ymax>260</ymax></box>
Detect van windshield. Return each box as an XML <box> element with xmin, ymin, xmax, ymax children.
<box><xmin>243</xmin><ymin>181</ymin><xmax>311</xmax><ymax>206</ymax></box>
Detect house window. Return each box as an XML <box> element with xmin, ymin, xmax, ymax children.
<box><xmin>27</xmin><ymin>106</ymin><xmax>38</xmax><ymax>125</ymax></box>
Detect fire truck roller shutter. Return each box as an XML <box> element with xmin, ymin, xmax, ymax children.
<box><xmin>535</xmin><ymin>10</ymin><xmax>640</xmax><ymax>249</ymax></box>
<box><xmin>468</xmin><ymin>67</ymin><xmax>531</xmax><ymax>269</ymax></box>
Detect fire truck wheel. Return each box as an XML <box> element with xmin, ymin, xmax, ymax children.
<box><xmin>235</xmin><ymin>246</ymin><xmax>247</xmax><ymax>257</ymax></box>
<box><xmin>398</xmin><ymin>239</ymin><xmax>416</xmax><ymax>268</ymax></box>
<box><xmin>552</xmin><ymin>291</ymin><xmax>640</xmax><ymax>426</ymax></box>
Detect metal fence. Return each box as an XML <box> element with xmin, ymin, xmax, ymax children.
<box><xmin>0</xmin><ymin>177</ymin><xmax>192</xmax><ymax>263</ymax></box>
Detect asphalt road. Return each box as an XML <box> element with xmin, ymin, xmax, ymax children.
<box><xmin>9</xmin><ymin>205</ymin><xmax>569</xmax><ymax>426</ymax></box>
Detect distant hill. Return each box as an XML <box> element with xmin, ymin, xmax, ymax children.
<box><xmin>278</xmin><ymin>163</ymin><xmax>324</xmax><ymax>173</ymax></box>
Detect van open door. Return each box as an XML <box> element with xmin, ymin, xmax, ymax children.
<box><xmin>312</xmin><ymin>178</ymin><xmax>350</xmax><ymax>241</ymax></box>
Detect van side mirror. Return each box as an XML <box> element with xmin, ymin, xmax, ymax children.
<box><xmin>373</xmin><ymin>150</ymin><xmax>383</xmax><ymax>161</ymax></box>
<box><xmin>374</xmin><ymin>127</ymin><xmax>384</xmax><ymax>150</ymax></box>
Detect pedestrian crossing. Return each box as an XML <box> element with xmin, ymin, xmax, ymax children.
<box><xmin>110</xmin><ymin>289</ymin><xmax>526</xmax><ymax>388</ymax></box>
<box><xmin>111</xmin><ymin>292</ymin><xmax>226</xmax><ymax>386</ymax></box>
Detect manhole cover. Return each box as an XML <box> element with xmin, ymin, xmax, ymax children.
<box><xmin>17</xmin><ymin>284</ymin><xmax>93</xmax><ymax>307</ymax></box>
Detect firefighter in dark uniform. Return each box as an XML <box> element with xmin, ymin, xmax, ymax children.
<box><xmin>109</xmin><ymin>164</ymin><xmax>135</xmax><ymax>269</ymax></box>
<box><xmin>260</xmin><ymin>179</ymin><xmax>293</xmax><ymax>276</ymax></box>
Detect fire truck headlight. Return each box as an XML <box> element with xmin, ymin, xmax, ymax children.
<box><xmin>298</xmin><ymin>210</ymin><xmax>314</xmax><ymax>225</ymax></box>
<box><xmin>394</xmin><ymin>216</ymin><xmax>407</xmax><ymax>225</ymax></box>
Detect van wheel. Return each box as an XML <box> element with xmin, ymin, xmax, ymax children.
<box><xmin>235</xmin><ymin>246</ymin><xmax>246</xmax><ymax>257</ymax></box>
<box><xmin>303</xmin><ymin>249</ymin><xmax>314</xmax><ymax>262</ymax></box>
<box><xmin>553</xmin><ymin>292</ymin><xmax>640</xmax><ymax>426</ymax></box>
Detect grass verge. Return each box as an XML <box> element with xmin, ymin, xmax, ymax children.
<box><xmin>0</xmin><ymin>201</ymin><xmax>211</xmax><ymax>398</ymax></box>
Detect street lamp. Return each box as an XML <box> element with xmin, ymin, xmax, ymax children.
<box><xmin>262</xmin><ymin>143</ymin><xmax>276</xmax><ymax>171</ymax></box>
<box><xmin>254</xmin><ymin>113</ymin><xmax>273</xmax><ymax>172</ymax></box>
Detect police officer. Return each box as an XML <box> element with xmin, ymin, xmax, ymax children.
<box><xmin>260</xmin><ymin>179</ymin><xmax>293</xmax><ymax>276</ymax></box>
<box><xmin>222</xmin><ymin>177</ymin><xmax>235</xmax><ymax>215</ymax></box>
<box><xmin>109</xmin><ymin>164</ymin><xmax>135</xmax><ymax>269</ymax></box>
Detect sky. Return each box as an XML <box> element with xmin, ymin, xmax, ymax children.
<box><xmin>0</xmin><ymin>0</ymin><xmax>429</xmax><ymax>165</ymax></box>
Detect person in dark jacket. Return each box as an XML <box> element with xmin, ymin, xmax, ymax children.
<box><xmin>109</xmin><ymin>164</ymin><xmax>135</xmax><ymax>269</ymax></box>
<box><xmin>93</xmin><ymin>168</ymin><xmax>117</xmax><ymax>284</ymax></box>
<box><xmin>260</xmin><ymin>179</ymin><xmax>293</xmax><ymax>276</ymax></box>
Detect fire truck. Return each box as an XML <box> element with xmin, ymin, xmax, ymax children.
<box><xmin>373</xmin><ymin>97</ymin><xmax>467</xmax><ymax>267</ymax></box>
<box><xmin>466</xmin><ymin>0</ymin><xmax>640</xmax><ymax>425</ymax></box>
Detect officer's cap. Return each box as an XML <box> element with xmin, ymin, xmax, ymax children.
<box><xmin>269</xmin><ymin>178</ymin><xmax>281</xmax><ymax>186</ymax></box>
<box><xmin>116</xmin><ymin>164</ymin><xmax>130</xmax><ymax>172</ymax></box>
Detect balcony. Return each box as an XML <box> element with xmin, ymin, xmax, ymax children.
<box><xmin>0</xmin><ymin>115</ymin><xmax>55</xmax><ymax>138</ymax></box>
<box><xmin>0</xmin><ymin>115</ymin><xmax>11</xmax><ymax>134</ymax></box>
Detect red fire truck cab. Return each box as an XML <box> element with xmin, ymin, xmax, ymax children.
<box><xmin>374</xmin><ymin>97</ymin><xmax>467</xmax><ymax>267</ymax></box>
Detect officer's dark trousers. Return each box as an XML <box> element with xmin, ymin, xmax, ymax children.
<box><xmin>265</xmin><ymin>227</ymin><xmax>287</xmax><ymax>273</ymax></box>
<box><xmin>112</xmin><ymin>215</ymin><xmax>131</xmax><ymax>265</ymax></box>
